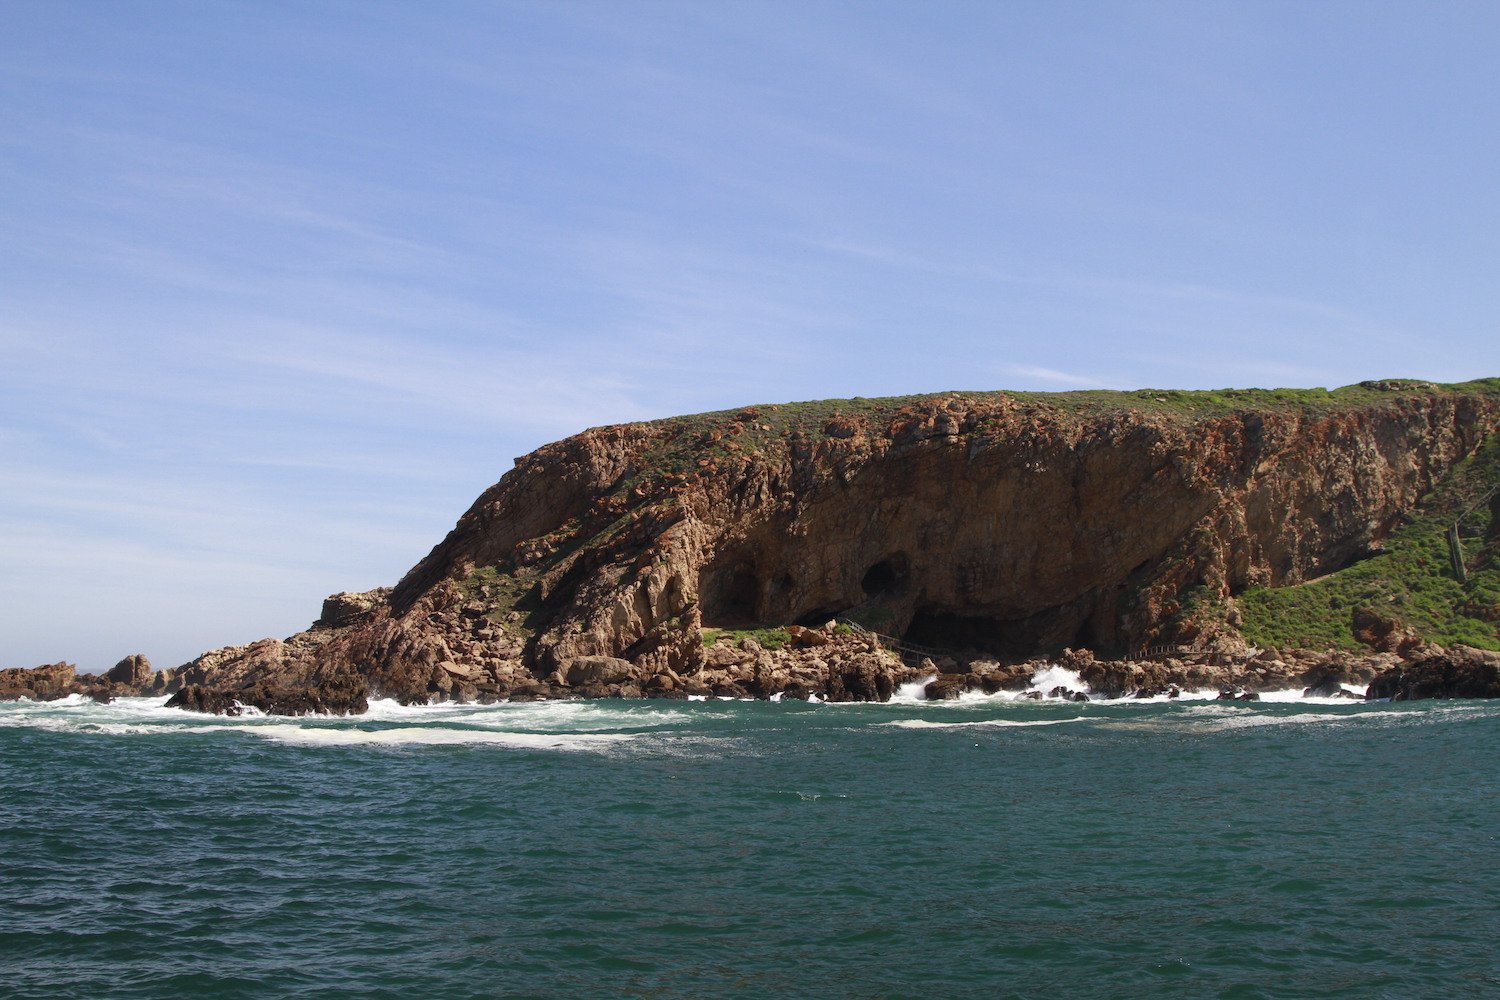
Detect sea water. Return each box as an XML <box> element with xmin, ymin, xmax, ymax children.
<box><xmin>2</xmin><ymin>673</ymin><xmax>1497</xmax><ymax>999</ymax></box>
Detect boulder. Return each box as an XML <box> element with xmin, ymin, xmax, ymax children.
<box><xmin>106</xmin><ymin>654</ymin><xmax>153</xmax><ymax>689</ymax></box>
<box><xmin>925</xmin><ymin>674</ymin><xmax>972</xmax><ymax>700</ymax></box>
<box><xmin>1366</xmin><ymin>646</ymin><xmax>1500</xmax><ymax>700</ymax></box>
<box><xmin>563</xmin><ymin>656</ymin><xmax>635</xmax><ymax>687</ymax></box>
<box><xmin>1352</xmin><ymin>607</ymin><xmax>1421</xmax><ymax>654</ymax></box>
<box><xmin>315</xmin><ymin>588</ymin><xmax>391</xmax><ymax>629</ymax></box>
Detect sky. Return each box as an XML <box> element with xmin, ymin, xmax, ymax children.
<box><xmin>3</xmin><ymin>1</ymin><xmax>1498</xmax><ymax>671</ymax></box>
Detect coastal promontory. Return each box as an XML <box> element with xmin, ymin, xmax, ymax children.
<box><xmin>10</xmin><ymin>379</ymin><xmax>1500</xmax><ymax>710</ymax></box>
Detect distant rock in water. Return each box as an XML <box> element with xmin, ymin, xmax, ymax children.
<box><xmin>13</xmin><ymin>380</ymin><xmax>1500</xmax><ymax>713</ymax></box>
<box><xmin>106</xmin><ymin>654</ymin><xmax>154</xmax><ymax>688</ymax></box>
<box><xmin>0</xmin><ymin>662</ymin><xmax>81</xmax><ymax>701</ymax></box>
<box><xmin>166</xmin><ymin>676</ymin><xmax>369</xmax><ymax>717</ymax></box>
<box><xmin>0</xmin><ymin>656</ymin><xmax>168</xmax><ymax>703</ymax></box>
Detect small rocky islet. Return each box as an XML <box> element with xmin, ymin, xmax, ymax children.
<box><xmin>8</xmin><ymin>378</ymin><xmax>1500</xmax><ymax>713</ymax></box>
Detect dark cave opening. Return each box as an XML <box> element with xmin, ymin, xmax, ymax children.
<box><xmin>700</xmin><ymin>561</ymin><xmax>761</xmax><ymax>627</ymax></box>
<box><xmin>904</xmin><ymin>611</ymin><xmax>1026</xmax><ymax>658</ymax></box>
<box><xmin>794</xmin><ymin>607</ymin><xmax>845</xmax><ymax>627</ymax></box>
<box><xmin>861</xmin><ymin>553</ymin><xmax>910</xmax><ymax>597</ymax></box>
<box><xmin>903</xmin><ymin>598</ymin><xmax>1116</xmax><ymax>661</ymax></box>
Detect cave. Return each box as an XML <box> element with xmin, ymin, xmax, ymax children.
<box><xmin>903</xmin><ymin>609</ymin><xmax>1071</xmax><ymax>660</ymax></box>
<box><xmin>861</xmin><ymin>553</ymin><xmax>910</xmax><ymax>597</ymax></box>
<box><xmin>902</xmin><ymin>590</ymin><xmax>1120</xmax><ymax>661</ymax></box>
<box><xmin>701</xmin><ymin>560</ymin><xmax>761</xmax><ymax>627</ymax></box>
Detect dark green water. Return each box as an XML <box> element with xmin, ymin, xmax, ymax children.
<box><xmin>2</xmin><ymin>687</ymin><xmax>1497</xmax><ymax>999</ymax></box>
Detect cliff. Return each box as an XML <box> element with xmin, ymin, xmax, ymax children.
<box><xmin>9</xmin><ymin>379</ymin><xmax>1499</xmax><ymax>710</ymax></box>
<box><xmin>144</xmin><ymin>378</ymin><xmax>1500</xmax><ymax>708</ymax></box>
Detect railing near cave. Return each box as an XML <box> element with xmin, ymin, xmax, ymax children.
<box><xmin>835</xmin><ymin>611</ymin><xmax>952</xmax><ymax>665</ymax></box>
<box><xmin>1131</xmin><ymin>644</ymin><xmax>1195</xmax><ymax>661</ymax></box>
<box><xmin>1448</xmin><ymin>483</ymin><xmax>1498</xmax><ymax>585</ymax></box>
<box><xmin>837</xmin><ymin>606</ymin><xmax>1197</xmax><ymax>666</ymax></box>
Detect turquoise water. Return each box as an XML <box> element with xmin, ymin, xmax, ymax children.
<box><xmin>2</xmin><ymin>681</ymin><xmax>1498</xmax><ymax>999</ymax></box>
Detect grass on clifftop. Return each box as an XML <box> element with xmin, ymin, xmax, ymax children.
<box><xmin>611</xmin><ymin>379</ymin><xmax>1500</xmax><ymax>485</ymax></box>
<box><xmin>1238</xmin><ymin>434</ymin><xmax>1500</xmax><ymax>651</ymax></box>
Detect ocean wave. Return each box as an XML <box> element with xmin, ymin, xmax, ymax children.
<box><xmin>0</xmin><ymin>696</ymin><xmax>654</xmax><ymax>752</ymax></box>
<box><xmin>223</xmin><ymin>723</ymin><xmax>635</xmax><ymax>750</ymax></box>
<box><xmin>880</xmin><ymin>716</ymin><xmax>1091</xmax><ymax>730</ymax></box>
<box><xmin>362</xmin><ymin>697</ymin><xmax>696</xmax><ymax>732</ymax></box>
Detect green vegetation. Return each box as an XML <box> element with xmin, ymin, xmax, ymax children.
<box><xmin>604</xmin><ymin>379</ymin><xmax>1500</xmax><ymax>490</ymax></box>
<box><xmin>701</xmin><ymin>626</ymin><xmax>794</xmax><ymax>650</ymax></box>
<box><xmin>1238</xmin><ymin>434</ymin><xmax>1500</xmax><ymax>651</ymax></box>
<box><xmin>841</xmin><ymin>605</ymin><xmax>900</xmax><ymax>634</ymax></box>
<box><xmin>458</xmin><ymin>562</ymin><xmax>540</xmax><ymax>632</ymax></box>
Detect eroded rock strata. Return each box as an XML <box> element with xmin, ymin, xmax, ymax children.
<box><xmin>8</xmin><ymin>380</ymin><xmax>1500</xmax><ymax>713</ymax></box>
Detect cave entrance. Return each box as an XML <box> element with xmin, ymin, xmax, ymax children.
<box><xmin>700</xmin><ymin>559</ymin><xmax>762</xmax><ymax>627</ymax></box>
<box><xmin>903</xmin><ymin>598</ymin><xmax>1109</xmax><ymax>661</ymax></box>
<box><xmin>861</xmin><ymin>553</ymin><xmax>910</xmax><ymax>597</ymax></box>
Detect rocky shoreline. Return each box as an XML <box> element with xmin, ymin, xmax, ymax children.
<box><xmin>8</xmin><ymin>382</ymin><xmax>1497</xmax><ymax>716</ymax></box>
<box><xmin>5</xmin><ymin>622</ymin><xmax>1498</xmax><ymax>716</ymax></box>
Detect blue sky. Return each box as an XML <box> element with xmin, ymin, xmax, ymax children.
<box><xmin>3</xmin><ymin>1</ymin><xmax>1497</xmax><ymax>670</ymax></box>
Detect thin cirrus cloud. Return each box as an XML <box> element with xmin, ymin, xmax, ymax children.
<box><xmin>999</xmin><ymin>365</ymin><xmax>1120</xmax><ymax>390</ymax></box>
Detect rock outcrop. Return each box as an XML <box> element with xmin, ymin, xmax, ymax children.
<box><xmin>165</xmin><ymin>675</ymin><xmax>369</xmax><ymax>716</ymax></box>
<box><xmin>1365</xmin><ymin>645</ymin><xmax>1500</xmax><ymax>700</ymax></box>
<box><xmin>0</xmin><ymin>655</ymin><xmax>169</xmax><ymax>703</ymax></box>
<box><xmin>14</xmin><ymin>380</ymin><xmax>1500</xmax><ymax>713</ymax></box>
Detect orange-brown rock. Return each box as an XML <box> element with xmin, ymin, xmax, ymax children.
<box><xmin>157</xmin><ymin>381</ymin><xmax>1500</xmax><ymax>709</ymax></box>
<box><xmin>0</xmin><ymin>656</ymin><xmax>168</xmax><ymax>703</ymax></box>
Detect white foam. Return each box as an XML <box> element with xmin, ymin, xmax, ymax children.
<box><xmin>223</xmin><ymin>723</ymin><xmax>636</xmax><ymax>750</ymax></box>
<box><xmin>1026</xmin><ymin>664</ymin><xmax>1088</xmax><ymax>695</ymax></box>
<box><xmin>361</xmin><ymin>697</ymin><xmax>694</xmax><ymax>732</ymax></box>
<box><xmin>881</xmin><ymin>716</ymin><xmax>1091</xmax><ymax>730</ymax></box>
<box><xmin>888</xmin><ymin>675</ymin><xmax>938</xmax><ymax>703</ymax></box>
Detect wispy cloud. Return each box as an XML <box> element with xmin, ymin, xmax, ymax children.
<box><xmin>1000</xmin><ymin>364</ymin><xmax>1120</xmax><ymax>389</ymax></box>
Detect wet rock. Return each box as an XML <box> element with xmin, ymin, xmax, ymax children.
<box><xmin>925</xmin><ymin>674</ymin><xmax>971</xmax><ymax>700</ymax></box>
<box><xmin>1302</xmin><ymin>677</ymin><xmax>1346</xmax><ymax>698</ymax></box>
<box><xmin>1133</xmin><ymin>683</ymin><xmax>1180</xmax><ymax>699</ymax></box>
<box><xmin>777</xmin><ymin>683</ymin><xmax>812</xmax><ymax>701</ymax></box>
<box><xmin>0</xmin><ymin>662</ymin><xmax>78</xmax><ymax>701</ymax></box>
<box><xmin>166</xmin><ymin>675</ymin><xmax>369</xmax><ymax>716</ymax></box>
<box><xmin>1366</xmin><ymin>646</ymin><xmax>1500</xmax><ymax>700</ymax></box>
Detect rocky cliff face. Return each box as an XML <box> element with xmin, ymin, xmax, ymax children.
<box><xmin>152</xmin><ymin>380</ymin><xmax>1500</xmax><ymax>705</ymax></box>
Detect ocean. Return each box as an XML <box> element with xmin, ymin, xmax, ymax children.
<box><xmin>2</xmin><ymin>672</ymin><xmax>1497</xmax><ymax>999</ymax></box>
